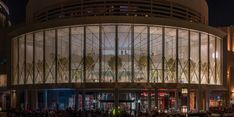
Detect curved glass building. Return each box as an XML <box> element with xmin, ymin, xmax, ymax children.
<box><xmin>10</xmin><ymin>0</ymin><xmax>226</xmax><ymax>113</ymax></box>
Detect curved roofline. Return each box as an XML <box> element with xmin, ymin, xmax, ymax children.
<box><xmin>8</xmin><ymin>16</ymin><xmax>226</xmax><ymax>38</ymax></box>
<box><xmin>27</xmin><ymin>0</ymin><xmax>208</xmax><ymax>24</ymax></box>
<box><xmin>0</xmin><ymin>1</ymin><xmax>9</xmax><ymax>15</ymax></box>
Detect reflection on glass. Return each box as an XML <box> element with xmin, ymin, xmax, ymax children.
<box><xmin>35</xmin><ymin>31</ymin><xmax>44</xmax><ymax>84</ymax></box>
<box><xmin>178</xmin><ymin>30</ymin><xmax>189</xmax><ymax>83</ymax></box>
<box><xmin>164</xmin><ymin>28</ymin><xmax>176</xmax><ymax>83</ymax></box>
<box><xmin>57</xmin><ymin>28</ymin><xmax>69</xmax><ymax>83</ymax></box>
<box><xmin>86</xmin><ymin>26</ymin><xmax>100</xmax><ymax>82</ymax></box>
<box><xmin>216</xmin><ymin>38</ymin><xmax>221</xmax><ymax>85</ymax></box>
<box><xmin>201</xmin><ymin>33</ymin><xmax>208</xmax><ymax>84</ymax></box>
<box><xmin>102</xmin><ymin>26</ymin><xmax>115</xmax><ymax>83</ymax></box>
<box><xmin>209</xmin><ymin>36</ymin><xmax>216</xmax><ymax>84</ymax></box>
<box><xmin>190</xmin><ymin>32</ymin><xmax>199</xmax><ymax>84</ymax></box>
<box><xmin>134</xmin><ymin>26</ymin><xmax>148</xmax><ymax>83</ymax></box>
<box><xmin>118</xmin><ymin>26</ymin><xmax>132</xmax><ymax>83</ymax></box>
<box><xmin>45</xmin><ymin>30</ymin><xmax>56</xmax><ymax>83</ymax></box>
<box><xmin>26</xmin><ymin>33</ymin><xmax>33</xmax><ymax>84</ymax></box>
<box><xmin>19</xmin><ymin>35</ymin><xmax>25</xmax><ymax>84</ymax></box>
<box><xmin>150</xmin><ymin>27</ymin><xmax>162</xmax><ymax>83</ymax></box>
<box><xmin>71</xmin><ymin>27</ymin><xmax>84</xmax><ymax>83</ymax></box>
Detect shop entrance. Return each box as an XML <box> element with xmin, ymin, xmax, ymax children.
<box><xmin>83</xmin><ymin>92</ymin><xmax>137</xmax><ymax>113</ymax></box>
<box><xmin>158</xmin><ymin>91</ymin><xmax>176</xmax><ymax>112</ymax></box>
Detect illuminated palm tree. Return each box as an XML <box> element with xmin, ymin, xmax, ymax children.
<box><xmin>166</xmin><ymin>58</ymin><xmax>176</xmax><ymax>82</ymax></box>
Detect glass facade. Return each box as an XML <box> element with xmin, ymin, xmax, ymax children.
<box><xmin>11</xmin><ymin>24</ymin><xmax>223</xmax><ymax>85</ymax></box>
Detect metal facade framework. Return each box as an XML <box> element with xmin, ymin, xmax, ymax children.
<box><xmin>12</xmin><ymin>24</ymin><xmax>223</xmax><ymax>86</ymax></box>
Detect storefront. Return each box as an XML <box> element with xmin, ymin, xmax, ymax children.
<box><xmin>13</xmin><ymin>87</ymin><xmax>226</xmax><ymax>114</ymax></box>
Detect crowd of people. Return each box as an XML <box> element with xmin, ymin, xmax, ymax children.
<box><xmin>5</xmin><ymin>108</ymin><xmax>211</xmax><ymax>117</ymax></box>
<box><xmin>5</xmin><ymin>106</ymin><xmax>234</xmax><ymax>117</ymax></box>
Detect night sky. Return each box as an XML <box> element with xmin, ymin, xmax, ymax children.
<box><xmin>3</xmin><ymin>0</ymin><xmax>234</xmax><ymax>27</ymax></box>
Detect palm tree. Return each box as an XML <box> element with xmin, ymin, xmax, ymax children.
<box><xmin>85</xmin><ymin>55</ymin><xmax>95</xmax><ymax>70</ymax></box>
<box><xmin>137</xmin><ymin>56</ymin><xmax>147</xmax><ymax>71</ymax></box>
<box><xmin>136</xmin><ymin>55</ymin><xmax>147</xmax><ymax>81</ymax></box>
<box><xmin>201</xmin><ymin>62</ymin><xmax>208</xmax><ymax>82</ymax></box>
<box><xmin>166</xmin><ymin>58</ymin><xmax>176</xmax><ymax>82</ymax></box>
<box><xmin>82</xmin><ymin>54</ymin><xmax>95</xmax><ymax>81</ymax></box>
<box><xmin>58</xmin><ymin>57</ymin><xmax>69</xmax><ymax>81</ymax></box>
<box><xmin>108</xmin><ymin>56</ymin><xmax>122</xmax><ymax>71</ymax></box>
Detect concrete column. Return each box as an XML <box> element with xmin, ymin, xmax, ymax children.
<box><xmin>148</xmin><ymin>89</ymin><xmax>151</xmax><ymax>111</ymax></box>
<box><xmin>75</xmin><ymin>90</ymin><xmax>79</xmax><ymax>110</ymax></box>
<box><xmin>154</xmin><ymin>89</ymin><xmax>158</xmax><ymax>109</ymax></box>
<box><xmin>136</xmin><ymin>92</ymin><xmax>140</xmax><ymax>116</ymax></box>
<box><xmin>82</xmin><ymin>91</ymin><xmax>85</xmax><ymax>110</ymax></box>
<box><xmin>56</xmin><ymin>90</ymin><xmax>59</xmax><ymax>110</ymax></box>
<box><xmin>187</xmin><ymin>88</ymin><xmax>190</xmax><ymax>112</ymax></box>
<box><xmin>205</xmin><ymin>90</ymin><xmax>209</xmax><ymax>111</ymax></box>
<box><xmin>31</xmin><ymin>89</ymin><xmax>38</xmax><ymax>110</ymax></box>
<box><xmin>175</xmin><ymin>89</ymin><xmax>179</xmax><ymax>111</ymax></box>
<box><xmin>197</xmin><ymin>88</ymin><xmax>203</xmax><ymax>111</ymax></box>
<box><xmin>196</xmin><ymin>90</ymin><xmax>199</xmax><ymax>111</ymax></box>
<box><xmin>44</xmin><ymin>89</ymin><xmax>48</xmax><ymax>109</ymax></box>
<box><xmin>16</xmin><ymin>90</ymin><xmax>21</xmax><ymax>109</ymax></box>
<box><xmin>24</xmin><ymin>90</ymin><xmax>28</xmax><ymax>110</ymax></box>
<box><xmin>114</xmin><ymin>88</ymin><xmax>119</xmax><ymax>108</ymax></box>
<box><xmin>10</xmin><ymin>90</ymin><xmax>17</xmax><ymax>108</ymax></box>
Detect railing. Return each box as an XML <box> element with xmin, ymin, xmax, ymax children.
<box><xmin>32</xmin><ymin>0</ymin><xmax>204</xmax><ymax>24</ymax></box>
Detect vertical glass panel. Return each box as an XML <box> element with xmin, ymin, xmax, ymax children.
<box><xmin>19</xmin><ymin>35</ymin><xmax>25</xmax><ymax>84</ymax></box>
<box><xmin>86</xmin><ymin>26</ymin><xmax>99</xmax><ymax>82</ymax></box>
<box><xmin>164</xmin><ymin>28</ymin><xmax>176</xmax><ymax>83</ymax></box>
<box><xmin>216</xmin><ymin>38</ymin><xmax>221</xmax><ymax>85</ymax></box>
<box><xmin>134</xmin><ymin>26</ymin><xmax>147</xmax><ymax>83</ymax></box>
<box><xmin>190</xmin><ymin>31</ymin><xmax>199</xmax><ymax>84</ymax></box>
<box><xmin>25</xmin><ymin>33</ymin><xmax>33</xmax><ymax>84</ymax></box>
<box><xmin>45</xmin><ymin>30</ymin><xmax>56</xmax><ymax>83</ymax></box>
<box><xmin>178</xmin><ymin>30</ymin><xmax>189</xmax><ymax>83</ymax></box>
<box><xmin>150</xmin><ymin>27</ymin><xmax>162</xmax><ymax>83</ymax></box>
<box><xmin>102</xmin><ymin>26</ymin><xmax>115</xmax><ymax>83</ymax></box>
<box><xmin>201</xmin><ymin>33</ymin><xmax>208</xmax><ymax>84</ymax></box>
<box><xmin>209</xmin><ymin>35</ymin><xmax>216</xmax><ymax>84</ymax></box>
<box><xmin>35</xmin><ymin>31</ymin><xmax>44</xmax><ymax>84</ymax></box>
<box><xmin>118</xmin><ymin>26</ymin><xmax>132</xmax><ymax>83</ymax></box>
<box><xmin>12</xmin><ymin>38</ymin><xmax>18</xmax><ymax>85</ymax></box>
<box><xmin>57</xmin><ymin>28</ymin><xmax>69</xmax><ymax>83</ymax></box>
<box><xmin>71</xmin><ymin>27</ymin><xmax>84</xmax><ymax>83</ymax></box>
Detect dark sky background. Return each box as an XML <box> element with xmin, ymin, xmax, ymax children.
<box><xmin>3</xmin><ymin>0</ymin><xmax>234</xmax><ymax>27</ymax></box>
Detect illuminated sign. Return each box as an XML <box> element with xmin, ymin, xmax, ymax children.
<box><xmin>182</xmin><ymin>88</ymin><xmax>188</xmax><ymax>94</ymax></box>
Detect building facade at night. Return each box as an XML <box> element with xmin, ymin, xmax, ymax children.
<box><xmin>219</xmin><ymin>26</ymin><xmax>234</xmax><ymax>105</ymax></box>
<box><xmin>9</xmin><ymin>0</ymin><xmax>227</xmax><ymax>113</ymax></box>
<box><xmin>0</xmin><ymin>0</ymin><xmax>11</xmax><ymax>110</ymax></box>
